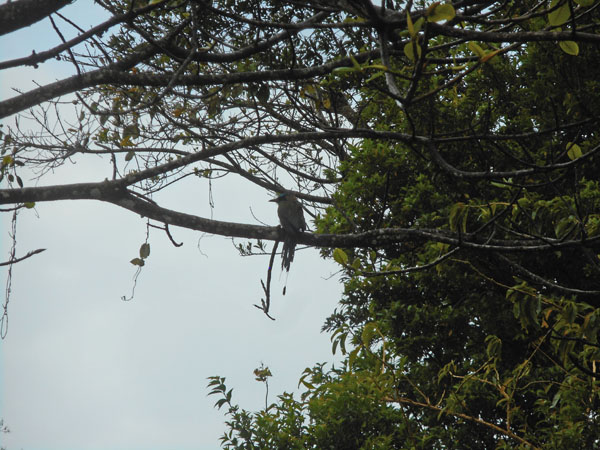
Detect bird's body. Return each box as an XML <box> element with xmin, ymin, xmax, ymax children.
<box><xmin>270</xmin><ymin>193</ymin><xmax>306</xmax><ymax>271</ymax></box>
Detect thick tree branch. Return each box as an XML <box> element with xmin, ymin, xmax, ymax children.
<box><xmin>387</xmin><ymin>395</ymin><xmax>540</xmax><ymax>450</ymax></box>
<box><xmin>0</xmin><ymin>0</ymin><xmax>71</xmax><ymax>36</ymax></box>
<box><xmin>428</xmin><ymin>23</ymin><xmax>600</xmax><ymax>44</ymax></box>
<box><xmin>2</xmin><ymin>181</ymin><xmax>599</xmax><ymax>254</ymax></box>
<box><xmin>0</xmin><ymin>1</ymin><xmax>169</xmax><ymax>70</ymax></box>
<box><xmin>0</xmin><ymin>50</ymin><xmax>379</xmax><ymax>119</ymax></box>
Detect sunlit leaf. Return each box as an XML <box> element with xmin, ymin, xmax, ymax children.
<box><xmin>413</xmin><ymin>17</ymin><xmax>425</xmax><ymax>34</ymax></box>
<box><xmin>404</xmin><ymin>41</ymin><xmax>422</xmax><ymax>61</ymax></box>
<box><xmin>364</xmin><ymin>64</ymin><xmax>388</xmax><ymax>71</ymax></box>
<box><xmin>333</xmin><ymin>248</ymin><xmax>348</xmax><ymax>265</ymax></box>
<box><xmin>559</xmin><ymin>40</ymin><xmax>579</xmax><ymax>55</ymax></box>
<box><xmin>407</xmin><ymin>11</ymin><xmax>415</xmax><ymax>37</ymax></box>
<box><xmin>365</xmin><ymin>70</ymin><xmax>387</xmax><ymax>83</ymax></box>
<box><xmin>361</xmin><ymin>322</ymin><xmax>378</xmax><ymax>347</ymax></box>
<box><xmin>427</xmin><ymin>3</ymin><xmax>456</xmax><ymax>22</ymax></box>
<box><xmin>468</xmin><ymin>41</ymin><xmax>486</xmax><ymax>58</ymax></box>
<box><xmin>548</xmin><ymin>0</ymin><xmax>570</xmax><ymax>26</ymax></box>
<box><xmin>566</xmin><ymin>142</ymin><xmax>582</xmax><ymax>160</ymax></box>
<box><xmin>332</xmin><ymin>66</ymin><xmax>355</xmax><ymax>75</ymax></box>
<box><xmin>120</xmin><ymin>135</ymin><xmax>133</xmax><ymax>147</ymax></box>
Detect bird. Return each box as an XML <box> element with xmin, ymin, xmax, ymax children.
<box><xmin>270</xmin><ymin>192</ymin><xmax>306</xmax><ymax>271</ymax></box>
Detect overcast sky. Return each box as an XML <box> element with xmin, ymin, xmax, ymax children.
<box><xmin>0</xmin><ymin>3</ymin><xmax>343</xmax><ymax>449</ymax></box>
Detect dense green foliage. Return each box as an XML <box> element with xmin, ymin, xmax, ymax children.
<box><xmin>201</xmin><ymin>2</ymin><xmax>600</xmax><ymax>449</ymax></box>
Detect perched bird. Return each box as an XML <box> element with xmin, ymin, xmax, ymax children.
<box><xmin>270</xmin><ymin>192</ymin><xmax>306</xmax><ymax>271</ymax></box>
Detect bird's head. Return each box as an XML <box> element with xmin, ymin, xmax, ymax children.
<box><xmin>269</xmin><ymin>192</ymin><xmax>289</xmax><ymax>203</ymax></box>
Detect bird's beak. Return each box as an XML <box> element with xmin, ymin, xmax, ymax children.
<box><xmin>269</xmin><ymin>198</ymin><xmax>277</xmax><ymax>202</ymax></box>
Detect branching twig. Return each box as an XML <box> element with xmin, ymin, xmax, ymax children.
<box><xmin>385</xmin><ymin>395</ymin><xmax>541</xmax><ymax>450</ymax></box>
<box><xmin>255</xmin><ymin>240</ymin><xmax>279</xmax><ymax>320</ymax></box>
<box><xmin>0</xmin><ymin>248</ymin><xmax>46</xmax><ymax>267</ymax></box>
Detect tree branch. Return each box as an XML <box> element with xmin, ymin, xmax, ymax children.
<box><xmin>0</xmin><ymin>248</ymin><xmax>46</xmax><ymax>267</ymax></box>
<box><xmin>0</xmin><ymin>0</ymin><xmax>71</xmax><ymax>36</ymax></box>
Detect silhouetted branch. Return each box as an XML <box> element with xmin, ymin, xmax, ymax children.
<box><xmin>0</xmin><ymin>248</ymin><xmax>46</xmax><ymax>267</ymax></box>
<box><xmin>256</xmin><ymin>240</ymin><xmax>279</xmax><ymax>320</ymax></box>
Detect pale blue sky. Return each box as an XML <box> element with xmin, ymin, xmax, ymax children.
<box><xmin>0</xmin><ymin>2</ymin><xmax>342</xmax><ymax>448</ymax></box>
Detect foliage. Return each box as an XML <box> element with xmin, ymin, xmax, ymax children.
<box><xmin>2</xmin><ymin>0</ymin><xmax>600</xmax><ymax>448</ymax></box>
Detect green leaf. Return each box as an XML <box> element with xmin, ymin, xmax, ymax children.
<box><xmin>363</xmin><ymin>64</ymin><xmax>388</xmax><ymax>71</ymax></box>
<box><xmin>468</xmin><ymin>42</ymin><xmax>486</xmax><ymax>59</ymax></box>
<box><xmin>333</xmin><ymin>248</ymin><xmax>348</xmax><ymax>265</ymax></box>
<box><xmin>413</xmin><ymin>17</ymin><xmax>425</xmax><ymax>35</ymax></box>
<box><xmin>485</xmin><ymin>335</ymin><xmax>502</xmax><ymax>358</ymax></box>
<box><xmin>449</xmin><ymin>202</ymin><xmax>468</xmax><ymax>232</ymax></box>
<box><xmin>582</xmin><ymin>311</ymin><xmax>598</xmax><ymax>342</ymax></box>
<box><xmin>427</xmin><ymin>3</ymin><xmax>456</xmax><ymax>22</ymax></box>
<box><xmin>361</xmin><ymin>322</ymin><xmax>378</xmax><ymax>347</ymax></box>
<box><xmin>130</xmin><ymin>257</ymin><xmax>145</xmax><ymax>266</ymax></box>
<box><xmin>349</xmin><ymin>54</ymin><xmax>361</xmax><ymax>70</ymax></box>
<box><xmin>24</xmin><ymin>202</ymin><xmax>35</xmax><ymax>209</ymax></box>
<box><xmin>369</xmin><ymin>250</ymin><xmax>377</xmax><ymax>264</ymax></box>
<box><xmin>348</xmin><ymin>346</ymin><xmax>360</xmax><ymax>369</ymax></box>
<box><xmin>120</xmin><ymin>135</ymin><xmax>134</xmax><ymax>147</ymax></box>
<box><xmin>125</xmin><ymin>150</ymin><xmax>135</xmax><ymax>161</ymax></box>
<box><xmin>548</xmin><ymin>0</ymin><xmax>571</xmax><ymax>26</ymax></box>
<box><xmin>566</xmin><ymin>142</ymin><xmax>583</xmax><ymax>160</ymax></box>
<box><xmin>331</xmin><ymin>328</ymin><xmax>348</xmax><ymax>355</ymax></box>
<box><xmin>559</xmin><ymin>40</ymin><xmax>579</xmax><ymax>56</ymax></box>
<box><xmin>564</xmin><ymin>301</ymin><xmax>577</xmax><ymax>324</ymax></box>
<box><xmin>299</xmin><ymin>377</ymin><xmax>315</xmax><ymax>390</ymax></box>
<box><xmin>550</xmin><ymin>391</ymin><xmax>561</xmax><ymax>409</ymax></box>
<box><xmin>365</xmin><ymin>71</ymin><xmax>386</xmax><ymax>84</ymax></box>
<box><xmin>524</xmin><ymin>295</ymin><xmax>541</xmax><ymax>329</ymax></box>
<box><xmin>574</xmin><ymin>0</ymin><xmax>594</xmax><ymax>5</ymax></box>
<box><xmin>332</xmin><ymin>66</ymin><xmax>355</xmax><ymax>75</ymax></box>
<box><xmin>554</xmin><ymin>216</ymin><xmax>575</xmax><ymax>238</ymax></box>
<box><xmin>404</xmin><ymin>41</ymin><xmax>422</xmax><ymax>61</ymax></box>
<box><xmin>407</xmin><ymin>11</ymin><xmax>415</xmax><ymax>37</ymax></box>
<box><xmin>139</xmin><ymin>243</ymin><xmax>151</xmax><ymax>259</ymax></box>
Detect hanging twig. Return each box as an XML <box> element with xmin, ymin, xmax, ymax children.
<box><xmin>255</xmin><ymin>240</ymin><xmax>279</xmax><ymax>320</ymax></box>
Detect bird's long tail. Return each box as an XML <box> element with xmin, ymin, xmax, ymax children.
<box><xmin>281</xmin><ymin>238</ymin><xmax>296</xmax><ymax>271</ymax></box>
